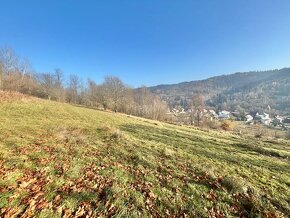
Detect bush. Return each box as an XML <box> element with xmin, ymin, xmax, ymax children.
<box><xmin>110</xmin><ymin>128</ymin><xmax>123</xmax><ymax>140</ymax></box>
<box><xmin>221</xmin><ymin>120</ymin><xmax>235</xmax><ymax>131</ymax></box>
<box><xmin>201</xmin><ymin>120</ymin><xmax>219</xmax><ymax>130</ymax></box>
<box><xmin>254</xmin><ymin>130</ymin><xmax>263</xmax><ymax>139</ymax></box>
<box><xmin>254</xmin><ymin>127</ymin><xmax>271</xmax><ymax>139</ymax></box>
<box><xmin>221</xmin><ymin>176</ymin><xmax>244</xmax><ymax>193</ymax></box>
<box><xmin>98</xmin><ymin>124</ymin><xmax>123</xmax><ymax>142</ymax></box>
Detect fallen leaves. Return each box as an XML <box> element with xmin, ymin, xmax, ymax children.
<box><xmin>1</xmin><ymin>170</ymin><xmax>49</xmax><ymax>217</ymax></box>
<box><xmin>0</xmin><ymin>123</ymin><xmax>285</xmax><ymax>218</ymax></box>
<box><xmin>0</xmin><ymin>91</ymin><xmax>35</xmax><ymax>102</ymax></box>
<box><xmin>231</xmin><ymin>190</ymin><xmax>278</xmax><ymax>218</ymax></box>
<box><xmin>207</xmin><ymin>207</ymin><xmax>225</xmax><ymax>218</ymax></box>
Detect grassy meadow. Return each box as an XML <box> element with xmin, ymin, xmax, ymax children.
<box><xmin>0</xmin><ymin>96</ymin><xmax>289</xmax><ymax>217</ymax></box>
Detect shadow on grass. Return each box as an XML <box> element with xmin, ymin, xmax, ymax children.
<box><xmin>120</xmin><ymin>123</ymin><xmax>290</xmax><ymax>174</ymax></box>
<box><xmin>232</xmin><ymin>143</ymin><xmax>289</xmax><ymax>161</ymax></box>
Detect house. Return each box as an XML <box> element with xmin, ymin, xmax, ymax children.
<box><xmin>271</xmin><ymin>115</ymin><xmax>284</xmax><ymax>127</ymax></box>
<box><xmin>245</xmin><ymin>114</ymin><xmax>253</xmax><ymax>123</ymax></box>
<box><xmin>262</xmin><ymin>118</ymin><xmax>272</xmax><ymax>126</ymax></box>
<box><xmin>231</xmin><ymin>111</ymin><xmax>241</xmax><ymax>119</ymax></box>
<box><xmin>179</xmin><ymin>108</ymin><xmax>186</xmax><ymax>114</ymax></box>
<box><xmin>256</xmin><ymin>113</ymin><xmax>272</xmax><ymax>126</ymax></box>
<box><xmin>218</xmin><ymin>110</ymin><xmax>230</xmax><ymax>120</ymax></box>
<box><xmin>255</xmin><ymin>113</ymin><xmax>272</xmax><ymax>126</ymax></box>
<box><xmin>187</xmin><ymin>109</ymin><xmax>193</xmax><ymax>113</ymax></box>
<box><xmin>255</xmin><ymin>112</ymin><xmax>263</xmax><ymax>120</ymax></box>
<box><xmin>262</xmin><ymin>113</ymin><xmax>272</xmax><ymax>126</ymax></box>
<box><xmin>209</xmin><ymin>110</ymin><xmax>218</xmax><ymax>119</ymax></box>
<box><xmin>283</xmin><ymin>117</ymin><xmax>290</xmax><ymax>128</ymax></box>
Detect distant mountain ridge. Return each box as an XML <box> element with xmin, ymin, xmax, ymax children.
<box><xmin>149</xmin><ymin>68</ymin><xmax>290</xmax><ymax>115</ymax></box>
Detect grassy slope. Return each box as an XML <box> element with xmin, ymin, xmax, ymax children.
<box><xmin>0</xmin><ymin>98</ymin><xmax>289</xmax><ymax>217</ymax></box>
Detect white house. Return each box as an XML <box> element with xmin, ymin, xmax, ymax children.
<box><xmin>271</xmin><ymin>115</ymin><xmax>284</xmax><ymax>126</ymax></box>
<box><xmin>209</xmin><ymin>110</ymin><xmax>218</xmax><ymax>119</ymax></box>
<box><xmin>256</xmin><ymin>113</ymin><xmax>272</xmax><ymax>126</ymax></box>
<box><xmin>245</xmin><ymin>114</ymin><xmax>253</xmax><ymax>123</ymax></box>
<box><xmin>283</xmin><ymin>117</ymin><xmax>290</xmax><ymax>128</ymax></box>
<box><xmin>218</xmin><ymin>110</ymin><xmax>230</xmax><ymax>120</ymax></box>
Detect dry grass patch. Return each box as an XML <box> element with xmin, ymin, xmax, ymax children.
<box><xmin>0</xmin><ymin>91</ymin><xmax>36</xmax><ymax>102</ymax></box>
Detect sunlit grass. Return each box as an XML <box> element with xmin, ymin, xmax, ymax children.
<box><xmin>0</xmin><ymin>98</ymin><xmax>289</xmax><ymax>217</ymax></box>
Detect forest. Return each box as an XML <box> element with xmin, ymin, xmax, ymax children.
<box><xmin>150</xmin><ymin>68</ymin><xmax>290</xmax><ymax>116</ymax></box>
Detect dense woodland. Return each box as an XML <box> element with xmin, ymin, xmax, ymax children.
<box><xmin>150</xmin><ymin>68</ymin><xmax>290</xmax><ymax>116</ymax></box>
<box><xmin>0</xmin><ymin>46</ymin><xmax>168</xmax><ymax>120</ymax></box>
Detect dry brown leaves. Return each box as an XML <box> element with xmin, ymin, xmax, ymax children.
<box><xmin>1</xmin><ymin>170</ymin><xmax>49</xmax><ymax>218</ymax></box>
<box><xmin>0</xmin><ymin>91</ymin><xmax>35</xmax><ymax>102</ymax></box>
<box><xmin>207</xmin><ymin>207</ymin><xmax>226</xmax><ymax>218</ymax></box>
<box><xmin>54</xmin><ymin>163</ymin><xmax>116</xmax><ymax>217</ymax></box>
<box><xmin>231</xmin><ymin>192</ymin><xmax>278</xmax><ymax>218</ymax></box>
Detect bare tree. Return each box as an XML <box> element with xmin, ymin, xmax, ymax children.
<box><xmin>0</xmin><ymin>47</ymin><xmax>37</xmax><ymax>93</ymax></box>
<box><xmin>0</xmin><ymin>47</ymin><xmax>19</xmax><ymax>76</ymax></box>
<box><xmin>24</xmin><ymin>73</ymin><xmax>38</xmax><ymax>95</ymax></box>
<box><xmin>86</xmin><ymin>79</ymin><xmax>98</xmax><ymax>106</ymax></box>
<box><xmin>0</xmin><ymin>47</ymin><xmax>20</xmax><ymax>91</ymax></box>
<box><xmin>54</xmin><ymin>68</ymin><xmax>65</xmax><ymax>102</ymax></box>
<box><xmin>0</xmin><ymin>46</ymin><xmax>170</xmax><ymax>122</ymax></box>
<box><xmin>96</xmin><ymin>84</ymin><xmax>109</xmax><ymax>110</ymax></box>
<box><xmin>17</xmin><ymin>58</ymin><xmax>36</xmax><ymax>94</ymax></box>
<box><xmin>38</xmin><ymin>72</ymin><xmax>57</xmax><ymax>100</ymax></box>
<box><xmin>151</xmin><ymin>96</ymin><xmax>168</xmax><ymax>120</ymax></box>
<box><xmin>190</xmin><ymin>94</ymin><xmax>204</xmax><ymax>126</ymax></box>
<box><xmin>119</xmin><ymin>88</ymin><xmax>135</xmax><ymax>114</ymax></box>
<box><xmin>67</xmin><ymin>74</ymin><xmax>80</xmax><ymax>104</ymax></box>
<box><xmin>134</xmin><ymin>86</ymin><xmax>152</xmax><ymax>116</ymax></box>
<box><xmin>103</xmin><ymin>76</ymin><xmax>126</xmax><ymax>112</ymax></box>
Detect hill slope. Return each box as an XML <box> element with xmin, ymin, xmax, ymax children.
<box><xmin>150</xmin><ymin>68</ymin><xmax>290</xmax><ymax>114</ymax></box>
<box><xmin>0</xmin><ymin>95</ymin><xmax>289</xmax><ymax>217</ymax></box>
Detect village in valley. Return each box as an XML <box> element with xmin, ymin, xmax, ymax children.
<box><xmin>167</xmin><ymin>106</ymin><xmax>290</xmax><ymax>130</ymax></box>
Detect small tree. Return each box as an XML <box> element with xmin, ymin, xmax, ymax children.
<box><xmin>134</xmin><ymin>86</ymin><xmax>152</xmax><ymax>116</ymax></box>
<box><xmin>190</xmin><ymin>94</ymin><xmax>204</xmax><ymax>126</ymax></box>
<box><xmin>38</xmin><ymin>72</ymin><xmax>57</xmax><ymax>100</ymax></box>
<box><xmin>151</xmin><ymin>96</ymin><xmax>168</xmax><ymax>121</ymax></box>
<box><xmin>54</xmin><ymin>68</ymin><xmax>65</xmax><ymax>102</ymax></box>
<box><xmin>0</xmin><ymin>47</ymin><xmax>19</xmax><ymax>76</ymax></box>
<box><xmin>103</xmin><ymin>76</ymin><xmax>126</xmax><ymax>112</ymax></box>
<box><xmin>0</xmin><ymin>47</ymin><xmax>20</xmax><ymax>91</ymax></box>
<box><xmin>67</xmin><ymin>74</ymin><xmax>80</xmax><ymax>104</ymax></box>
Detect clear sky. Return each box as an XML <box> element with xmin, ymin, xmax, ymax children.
<box><xmin>1</xmin><ymin>0</ymin><xmax>290</xmax><ymax>87</ymax></box>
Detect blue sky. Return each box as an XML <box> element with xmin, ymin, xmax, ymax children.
<box><xmin>1</xmin><ymin>0</ymin><xmax>290</xmax><ymax>87</ymax></box>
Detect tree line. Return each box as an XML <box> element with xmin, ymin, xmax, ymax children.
<box><xmin>0</xmin><ymin>46</ymin><xmax>168</xmax><ymax>120</ymax></box>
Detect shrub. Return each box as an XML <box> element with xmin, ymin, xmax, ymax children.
<box><xmin>254</xmin><ymin>127</ymin><xmax>271</xmax><ymax>139</ymax></box>
<box><xmin>98</xmin><ymin>124</ymin><xmax>123</xmax><ymax>142</ymax></box>
<box><xmin>110</xmin><ymin>128</ymin><xmax>123</xmax><ymax>140</ymax></box>
<box><xmin>201</xmin><ymin>120</ymin><xmax>219</xmax><ymax>130</ymax></box>
<box><xmin>221</xmin><ymin>120</ymin><xmax>235</xmax><ymax>131</ymax></box>
<box><xmin>254</xmin><ymin>130</ymin><xmax>263</xmax><ymax>139</ymax></box>
<box><xmin>221</xmin><ymin>176</ymin><xmax>244</xmax><ymax>193</ymax></box>
<box><xmin>274</xmin><ymin>131</ymin><xmax>282</xmax><ymax>139</ymax></box>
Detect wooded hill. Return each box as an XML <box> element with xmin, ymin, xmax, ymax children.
<box><xmin>149</xmin><ymin>68</ymin><xmax>290</xmax><ymax>115</ymax></box>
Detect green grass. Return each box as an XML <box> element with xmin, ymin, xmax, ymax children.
<box><xmin>0</xmin><ymin>98</ymin><xmax>290</xmax><ymax>217</ymax></box>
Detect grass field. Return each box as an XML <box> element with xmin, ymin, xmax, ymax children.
<box><xmin>0</xmin><ymin>96</ymin><xmax>289</xmax><ymax>217</ymax></box>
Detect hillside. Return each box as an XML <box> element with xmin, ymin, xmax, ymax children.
<box><xmin>0</xmin><ymin>93</ymin><xmax>290</xmax><ymax>217</ymax></box>
<box><xmin>149</xmin><ymin>68</ymin><xmax>290</xmax><ymax>115</ymax></box>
